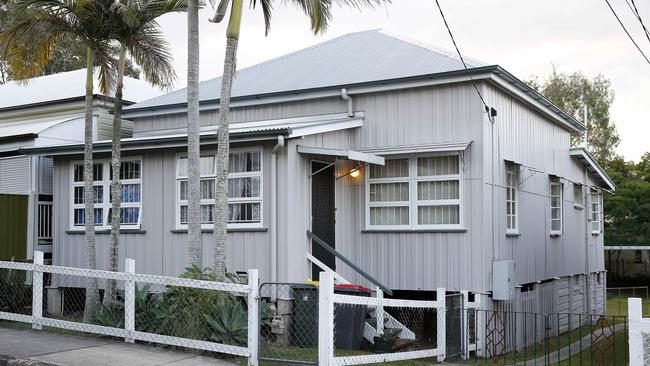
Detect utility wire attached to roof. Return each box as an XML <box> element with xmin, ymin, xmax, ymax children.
<box><xmin>434</xmin><ymin>0</ymin><xmax>497</xmax><ymax>124</ymax></box>
<box><xmin>625</xmin><ymin>0</ymin><xmax>650</xmax><ymax>44</ymax></box>
<box><xmin>604</xmin><ymin>0</ymin><xmax>650</xmax><ymax>65</ymax></box>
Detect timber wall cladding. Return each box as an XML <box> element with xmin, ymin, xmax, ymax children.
<box><xmin>0</xmin><ymin>194</ymin><xmax>28</xmax><ymax>260</ymax></box>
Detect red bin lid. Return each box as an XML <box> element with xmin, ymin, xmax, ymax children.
<box><xmin>334</xmin><ymin>284</ymin><xmax>371</xmax><ymax>292</ymax></box>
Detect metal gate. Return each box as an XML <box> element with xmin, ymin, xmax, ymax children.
<box><xmin>258</xmin><ymin>283</ymin><xmax>319</xmax><ymax>364</ymax></box>
<box><xmin>446</xmin><ymin>292</ymin><xmax>465</xmax><ymax>358</ymax></box>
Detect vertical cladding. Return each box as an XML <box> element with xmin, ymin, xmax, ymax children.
<box><xmin>0</xmin><ymin>156</ymin><xmax>30</xmax><ymax>194</ymax></box>
<box><xmin>483</xmin><ymin>83</ymin><xmax>605</xmax><ymax>289</ymax></box>
<box><xmin>53</xmin><ymin>145</ymin><xmax>272</xmax><ymax>281</ymax></box>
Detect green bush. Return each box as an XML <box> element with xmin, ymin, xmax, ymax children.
<box><xmin>0</xmin><ymin>269</ymin><xmax>31</xmax><ymax>313</ymax></box>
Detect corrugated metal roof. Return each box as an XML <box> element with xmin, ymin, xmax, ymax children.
<box><xmin>0</xmin><ymin>68</ymin><xmax>165</xmax><ymax>110</ymax></box>
<box><xmin>570</xmin><ymin>147</ymin><xmax>616</xmax><ymax>191</ymax></box>
<box><xmin>20</xmin><ymin>112</ymin><xmax>364</xmax><ymax>155</ymax></box>
<box><xmin>126</xmin><ymin>29</ymin><xmax>487</xmax><ymax>111</ymax></box>
<box><xmin>0</xmin><ymin>117</ymin><xmax>79</xmax><ymax>138</ymax></box>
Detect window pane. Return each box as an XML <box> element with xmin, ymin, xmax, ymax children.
<box><xmin>370</xmin><ymin>159</ymin><xmax>409</xmax><ymax>179</ymax></box>
<box><xmin>73</xmin><ymin>164</ymin><xmax>102</xmax><ymax>182</ymax></box>
<box><xmin>180</xmin><ymin>205</ymin><xmax>188</xmax><ymax>224</ymax></box>
<box><xmin>417</xmin><ymin>205</ymin><xmax>460</xmax><ymax>225</ymax></box>
<box><xmin>121</xmin><ymin>184</ymin><xmax>141</xmax><ymax>203</ymax></box>
<box><xmin>417</xmin><ymin>155</ymin><xmax>459</xmax><ymax>176</ymax></box>
<box><xmin>369</xmin><ymin>206</ymin><xmax>409</xmax><ymax>225</ymax></box>
<box><xmin>178</xmin><ymin>158</ymin><xmax>188</xmax><ymax>177</ymax></box>
<box><xmin>229</xmin><ymin>151</ymin><xmax>261</xmax><ymax>173</ymax></box>
<box><xmin>73</xmin><ymin>208</ymin><xmax>102</xmax><ymax>226</ymax></box>
<box><xmin>73</xmin><ymin>186</ymin><xmax>103</xmax><ymax>204</ymax></box>
<box><xmin>417</xmin><ymin>180</ymin><xmax>459</xmax><ymax>200</ymax></box>
<box><xmin>574</xmin><ymin>185</ymin><xmax>583</xmax><ymax>205</ymax></box>
<box><xmin>201</xmin><ymin>204</ymin><xmax>214</xmax><ymax>223</ymax></box>
<box><xmin>228</xmin><ymin>203</ymin><xmax>261</xmax><ymax>223</ymax></box>
<box><xmin>551</xmin><ymin>208</ymin><xmax>561</xmax><ymax>220</ymax></box>
<box><xmin>551</xmin><ymin>196</ymin><xmax>561</xmax><ymax>208</ymax></box>
<box><xmin>177</xmin><ymin>156</ymin><xmax>215</xmax><ymax>177</ymax></box>
<box><xmin>370</xmin><ymin>183</ymin><xmax>409</xmax><ymax>202</ymax></box>
<box><xmin>551</xmin><ymin>219</ymin><xmax>562</xmax><ymax>231</ymax></box>
<box><xmin>228</xmin><ymin>177</ymin><xmax>261</xmax><ymax>198</ymax></box>
<box><xmin>201</xmin><ymin>179</ymin><xmax>215</xmax><ymax>199</ymax></box>
<box><xmin>112</xmin><ymin>160</ymin><xmax>141</xmax><ymax>180</ymax></box>
<box><xmin>108</xmin><ymin>207</ymin><xmax>140</xmax><ymax>224</ymax></box>
<box><xmin>551</xmin><ymin>183</ymin><xmax>562</xmax><ymax>196</ymax></box>
<box><xmin>179</xmin><ymin>180</ymin><xmax>188</xmax><ymax>200</ymax></box>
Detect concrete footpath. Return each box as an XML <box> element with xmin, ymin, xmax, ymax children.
<box><xmin>0</xmin><ymin>325</ymin><xmax>239</xmax><ymax>366</ymax></box>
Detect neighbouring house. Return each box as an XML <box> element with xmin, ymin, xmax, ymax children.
<box><xmin>0</xmin><ymin>69</ymin><xmax>163</xmax><ymax>262</ymax></box>
<box><xmin>605</xmin><ymin>246</ymin><xmax>650</xmax><ymax>284</ymax></box>
<box><xmin>25</xmin><ymin>30</ymin><xmax>615</xmax><ymax>313</ymax></box>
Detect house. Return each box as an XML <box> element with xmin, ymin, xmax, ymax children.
<box><xmin>25</xmin><ymin>30</ymin><xmax>615</xmax><ymax>312</ymax></box>
<box><xmin>605</xmin><ymin>246</ymin><xmax>650</xmax><ymax>283</ymax></box>
<box><xmin>0</xmin><ymin>69</ymin><xmax>163</xmax><ymax>262</ymax></box>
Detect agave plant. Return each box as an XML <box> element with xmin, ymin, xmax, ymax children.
<box><xmin>203</xmin><ymin>299</ymin><xmax>248</xmax><ymax>346</ymax></box>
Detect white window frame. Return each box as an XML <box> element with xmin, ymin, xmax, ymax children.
<box><xmin>591</xmin><ymin>189</ymin><xmax>602</xmax><ymax>235</ymax></box>
<box><xmin>549</xmin><ymin>177</ymin><xmax>563</xmax><ymax>236</ymax></box>
<box><xmin>175</xmin><ymin>147</ymin><xmax>263</xmax><ymax>230</ymax></box>
<box><xmin>69</xmin><ymin>157</ymin><xmax>143</xmax><ymax>231</ymax></box>
<box><xmin>365</xmin><ymin>152</ymin><xmax>463</xmax><ymax>231</ymax></box>
<box><xmin>505</xmin><ymin>162</ymin><xmax>519</xmax><ymax>235</ymax></box>
<box><xmin>573</xmin><ymin>183</ymin><xmax>584</xmax><ymax>209</ymax></box>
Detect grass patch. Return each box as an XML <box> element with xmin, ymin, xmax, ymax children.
<box><xmin>558</xmin><ymin>329</ymin><xmax>628</xmax><ymax>365</ymax></box>
<box><xmin>606</xmin><ymin>294</ymin><xmax>650</xmax><ymax>317</ymax></box>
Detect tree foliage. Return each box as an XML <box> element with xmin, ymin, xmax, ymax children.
<box><xmin>528</xmin><ymin>69</ymin><xmax>620</xmax><ymax>163</ymax></box>
<box><xmin>604</xmin><ymin>154</ymin><xmax>650</xmax><ymax>246</ymax></box>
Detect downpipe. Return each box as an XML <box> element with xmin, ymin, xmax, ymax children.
<box><xmin>341</xmin><ymin>88</ymin><xmax>353</xmax><ymax>117</ymax></box>
<box><xmin>270</xmin><ymin>135</ymin><xmax>285</xmax><ymax>283</ymax></box>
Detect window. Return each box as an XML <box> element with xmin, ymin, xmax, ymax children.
<box><xmin>591</xmin><ymin>190</ymin><xmax>602</xmax><ymax>234</ymax></box>
<box><xmin>505</xmin><ymin>162</ymin><xmax>519</xmax><ymax>234</ymax></box>
<box><xmin>573</xmin><ymin>184</ymin><xmax>584</xmax><ymax>209</ymax></box>
<box><xmin>70</xmin><ymin>158</ymin><xmax>142</xmax><ymax>230</ymax></box>
<box><xmin>635</xmin><ymin>250</ymin><xmax>643</xmax><ymax>264</ymax></box>
<box><xmin>367</xmin><ymin>153</ymin><xmax>462</xmax><ymax>230</ymax></box>
<box><xmin>176</xmin><ymin>148</ymin><xmax>262</xmax><ymax>229</ymax></box>
<box><xmin>550</xmin><ymin>177</ymin><xmax>563</xmax><ymax>235</ymax></box>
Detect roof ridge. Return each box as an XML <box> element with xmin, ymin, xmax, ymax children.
<box><xmin>377</xmin><ymin>30</ymin><xmax>487</xmax><ymax>67</ymax></box>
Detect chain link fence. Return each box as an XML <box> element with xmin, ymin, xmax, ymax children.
<box><xmin>0</xmin><ymin>256</ymin><xmax>256</xmax><ymax>360</ymax></box>
<box><xmin>258</xmin><ymin>283</ymin><xmax>319</xmax><ymax>364</ymax></box>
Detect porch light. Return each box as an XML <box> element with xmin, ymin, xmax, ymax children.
<box><xmin>349</xmin><ymin>168</ymin><xmax>361</xmax><ymax>178</ymax></box>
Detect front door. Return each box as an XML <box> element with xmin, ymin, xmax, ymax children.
<box><xmin>311</xmin><ymin>161</ymin><xmax>336</xmax><ymax>280</ymax></box>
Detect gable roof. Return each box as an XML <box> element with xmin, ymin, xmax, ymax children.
<box><xmin>123</xmin><ymin>29</ymin><xmax>583</xmax><ymax>132</ymax></box>
<box><xmin>0</xmin><ymin>68</ymin><xmax>165</xmax><ymax>112</ymax></box>
<box><xmin>570</xmin><ymin>147</ymin><xmax>616</xmax><ymax>191</ymax></box>
<box><xmin>126</xmin><ymin>29</ymin><xmax>486</xmax><ymax>112</ymax></box>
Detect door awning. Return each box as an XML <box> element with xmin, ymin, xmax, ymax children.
<box><xmin>297</xmin><ymin>145</ymin><xmax>385</xmax><ymax>165</ymax></box>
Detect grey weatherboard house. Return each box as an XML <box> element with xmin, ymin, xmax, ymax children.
<box><xmin>27</xmin><ymin>30</ymin><xmax>615</xmax><ymax>313</ymax></box>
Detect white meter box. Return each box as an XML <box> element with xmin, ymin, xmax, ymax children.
<box><xmin>493</xmin><ymin>260</ymin><xmax>515</xmax><ymax>300</ymax></box>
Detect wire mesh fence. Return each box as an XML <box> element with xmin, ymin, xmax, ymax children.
<box><xmin>258</xmin><ymin>283</ymin><xmax>319</xmax><ymax>365</ymax></box>
<box><xmin>0</xmin><ymin>267</ymin><xmax>32</xmax><ymax>316</ymax></box>
<box><xmin>606</xmin><ymin>286</ymin><xmax>650</xmax><ymax>316</ymax></box>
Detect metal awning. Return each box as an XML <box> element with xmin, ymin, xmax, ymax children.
<box><xmin>569</xmin><ymin>147</ymin><xmax>616</xmax><ymax>191</ymax></box>
<box><xmin>297</xmin><ymin>145</ymin><xmax>385</xmax><ymax>165</ymax></box>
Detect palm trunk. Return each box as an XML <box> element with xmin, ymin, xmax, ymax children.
<box><xmin>104</xmin><ymin>45</ymin><xmax>127</xmax><ymax>306</ymax></box>
<box><xmin>82</xmin><ymin>47</ymin><xmax>100</xmax><ymax>323</ymax></box>
<box><xmin>213</xmin><ymin>0</ymin><xmax>242</xmax><ymax>281</ymax></box>
<box><xmin>187</xmin><ymin>0</ymin><xmax>202</xmax><ymax>267</ymax></box>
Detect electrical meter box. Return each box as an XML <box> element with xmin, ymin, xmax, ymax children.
<box><xmin>492</xmin><ymin>260</ymin><xmax>515</xmax><ymax>300</ymax></box>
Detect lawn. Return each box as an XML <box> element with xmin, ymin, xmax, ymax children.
<box><xmin>558</xmin><ymin>330</ymin><xmax>628</xmax><ymax>366</ymax></box>
<box><xmin>606</xmin><ymin>294</ymin><xmax>650</xmax><ymax>317</ymax></box>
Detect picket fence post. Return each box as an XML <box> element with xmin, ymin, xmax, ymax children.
<box><xmin>436</xmin><ymin>287</ymin><xmax>446</xmax><ymax>362</ymax></box>
<box><xmin>247</xmin><ymin>269</ymin><xmax>259</xmax><ymax>366</ymax></box>
<box><xmin>124</xmin><ymin>258</ymin><xmax>135</xmax><ymax>343</ymax></box>
<box><xmin>375</xmin><ymin>287</ymin><xmax>384</xmax><ymax>336</ymax></box>
<box><xmin>629</xmin><ymin>297</ymin><xmax>644</xmax><ymax>366</ymax></box>
<box><xmin>32</xmin><ymin>251</ymin><xmax>44</xmax><ymax>330</ymax></box>
<box><xmin>318</xmin><ymin>272</ymin><xmax>334</xmax><ymax>366</ymax></box>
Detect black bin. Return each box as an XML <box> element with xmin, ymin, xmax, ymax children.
<box><xmin>334</xmin><ymin>284</ymin><xmax>371</xmax><ymax>350</ymax></box>
<box><xmin>291</xmin><ymin>285</ymin><xmax>319</xmax><ymax>347</ymax></box>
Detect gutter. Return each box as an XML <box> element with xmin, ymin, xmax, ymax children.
<box><xmin>0</xmin><ymin>94</ymin><xmax>135</xmax><ymax>114</ymax></box>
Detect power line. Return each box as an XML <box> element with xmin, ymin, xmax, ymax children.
<box><xmin>433</xmin><ymin>0</ymin><xmax>496</xmax><ymax>124</ymax></box>
<box><xmin>604</xmin><ymin>0</ymin><xmax>650</xmax><ymax>64</ymax></box>
<box><xmin>628</xmin><ymin>0</ymin><xmax>650</xmax><ymax>43</ymax></box>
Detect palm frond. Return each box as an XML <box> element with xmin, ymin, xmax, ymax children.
<box><xmin>127</xmin><ymin>26</ymin><xmax>176</xmax><ymax>88</ymax></box>
<box><xmin>249</xmin><ymin>0</ymin><xmax>271</xmax><ymax>35</ymax></box>
<box><xmin>92</xmin><ymin>39</ymin><xmax>117</xmax><ymax>94</ymax></box>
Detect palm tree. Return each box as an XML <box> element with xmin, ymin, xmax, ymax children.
<box><xmin>209</xmin><ymin>0</ymin><xmax>392</xmax><ymax>280</ymax></box>
<box><xmin>1</xmin><ymin>0</ymin><xmax>117</xmax><ymax>322</ymax></box>
<box><xmin>186</xmin><ymin>0</ymin><xmax>201</xmax><ymax>267</ymax></box>
<box><xmin>103</xmin><ymin>0</ymin><xmax>186</xmax><ymax>305</ymax></box>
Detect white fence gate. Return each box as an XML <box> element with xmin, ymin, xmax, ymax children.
<box><xmin>629</xmin><ymin>297</ymin><xmax>650</xmax><ymax>365</ymax></box>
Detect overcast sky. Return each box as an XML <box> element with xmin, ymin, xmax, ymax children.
<box><xmin>154</xmin><ymin>0</ymin><xmax>650</xmax><ymax>161</ymax></box>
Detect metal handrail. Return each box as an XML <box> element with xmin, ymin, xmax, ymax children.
<box><xmin>306</xmin><ymin>230</ymin><xmax>393</xmax><ymax>296</ymax></box>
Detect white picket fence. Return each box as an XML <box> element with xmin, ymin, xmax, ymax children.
<box><xmin>0</xmin><ymin>251</ymin><xmax>259</xmax><ymax>365</ymax></box>
<box><xmin>629</xmin><ymin>297</ymin><xmax>650</xmax><ymax>366</ymax></box>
